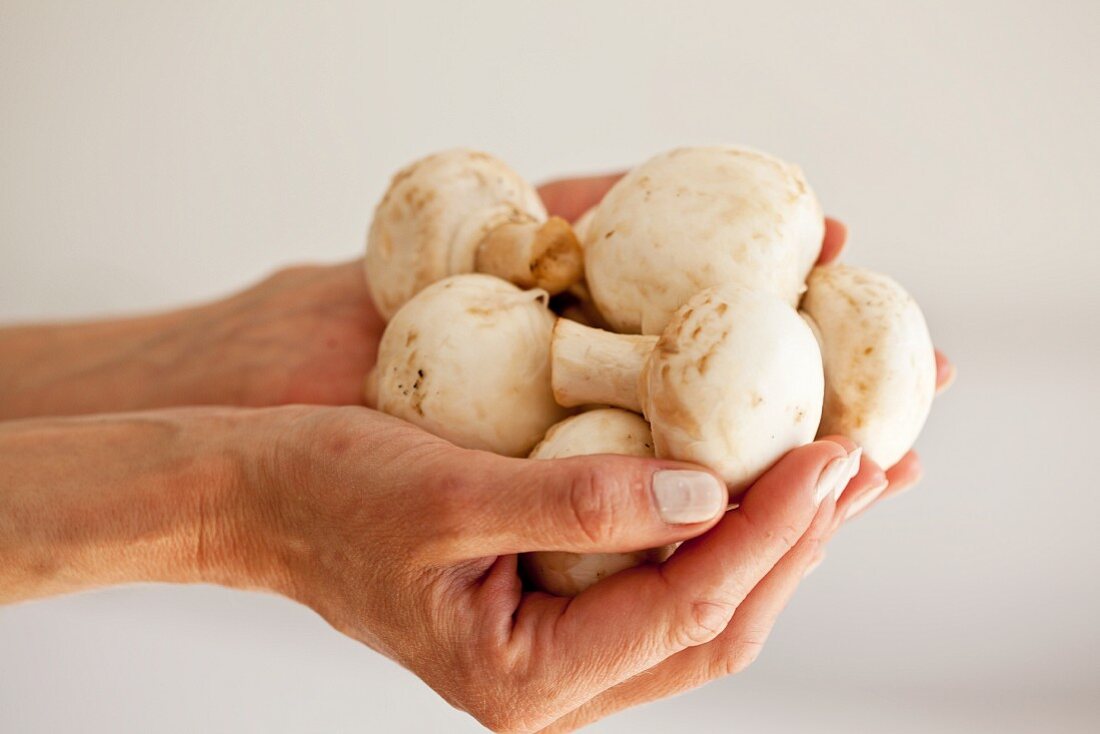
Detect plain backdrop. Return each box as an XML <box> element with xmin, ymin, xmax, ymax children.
<box><xmin>1</xmin><ymin>1</ymin><xmax>1098</xmax><ymax>732</ymax></box>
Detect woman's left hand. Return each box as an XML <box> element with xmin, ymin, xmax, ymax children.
<box><xmin>0</xmin><ymin>258</ymin><xmax>384</xmax><ymax>418</ymax></box>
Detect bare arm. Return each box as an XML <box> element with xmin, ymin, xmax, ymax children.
<box><xmin>0</xmin><ymin>261</ymin><xmax>384</xmax><ymax>420</ymax></box>
<box><xmin>0</xmin><ymin>402</ymin><xmax>887</xmax><ymax>732</ymax></box>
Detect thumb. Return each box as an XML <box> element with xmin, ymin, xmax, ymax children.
<box><xmin>458</xmin><ymin>452</ymin><xmax>728</xmax><ymax>557</ymax></box>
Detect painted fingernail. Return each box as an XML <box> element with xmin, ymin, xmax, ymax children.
<box><xmin>652</xmin><ymin>470</ymin><xmax>727</xmax><ymax>524</ymax></box>
<box><xmin>813</xmin><ymin>447</ymin><xmax>863</xmax><ymax>506</ymax></box>
<box><xmin>845</xmin><ymin>478</ymin><xmax>889</xmax><ymax>520</ymax></box>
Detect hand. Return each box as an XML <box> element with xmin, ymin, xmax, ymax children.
<box><xmin>0</xmin><ymin>260</ymin><xmax>384</xmax><ymax>418</ymax></box>
<box><xmin>237</xmin><ymin>406</ymin><xmax>869</xmax><ymax>732</ymax></box>
<box><xmin>530</xmin><ymin>175</ymin><xmax>956</xmax><ymax>730</ymax></box>
<box><xmin>171</xmin><ymin>261</ymin><xmax>385</xmax><ymax>407</ymax></box>
<box><xmin>0</xmin><ymin>400</ymin><xmax>861</xmax><ymax>733</ymax></box>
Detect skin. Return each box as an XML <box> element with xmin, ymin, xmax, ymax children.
<box><xmin>0</xmin><ymin>174</ymin><xmax>953</xmax><ymax>732</ymax></box>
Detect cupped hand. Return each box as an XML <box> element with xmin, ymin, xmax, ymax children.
<box><xmin>233</xmin><ymin>405</ymin><xmax>861</xmax><ymax>733</ymax></box>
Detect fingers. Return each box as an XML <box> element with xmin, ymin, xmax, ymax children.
<box><xmin>815</xmin><ymin>434</ymin><xmax>888</xmax><ymax>529</ymax></box>
<box><xmin>545</xmin><ymin>497</ymin><xmax>840</xmax><ymax>733</ymax></box>
<box><xmin>881</xmin><ymin>450</ymin><xmax>923</xmax><ymax>500</ymax></box>
<box><xmin>517</xmin><ymin>441</ymin><xmax>858</xmax><ymax>712</ymax></box>
<box><xmin>536</xmin><ymin>173</ymin><xmax>626</xmax><ymax>223</ymax></box>
<box><xmin>445</xmin><ymin>452</ymin><xmax>728</xmax><ymax>559</ymax></box>
<box><xmin>936</xmin><ymin>349</ymin><xmax>956</xmax><ymax>393</ymax></box>
<box><xmin>817</xmin><ymin>217</ymin><xmax>848</xmax><ymax>265</ymax></box>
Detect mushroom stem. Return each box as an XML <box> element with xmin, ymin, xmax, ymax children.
<box><xmin>550</xmin><ymin>318</ymin><xmax>658</xmax><ymax>412</ymax></box>
<box><xmin>476</xmin><ymin>216</ymin><xmax>583</xmax><ymax>294</ymax></box>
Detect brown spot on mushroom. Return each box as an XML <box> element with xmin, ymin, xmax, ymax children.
<box><xmin>466</xmin><ymin>305</ymin><xmax>496</xmax><ymax>316</ymax></box>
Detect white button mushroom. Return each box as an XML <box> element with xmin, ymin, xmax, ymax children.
<box><xmin>571</xmin><ymin>205</ymin><xmax>597</xmax><ymax>243</ymax></box>
<box><xmin>522</xmin><ymin>408</ymin><xmax>673</xmax><ymax>597</ymax></box>
<box><xmin>800</xmin><ymin>263</ymin><xmax>936</xmax><ymax>469</ymax></box>
<box><xmin>552</xmin><ymin>284</ymin><xmax>824</xmax><ymax>493</ymax></box>
<box><xmin>375</xmin><ymin>273</ymin><xmax>571</xmax><ymax>457</ymax></box>
<box><xmin>583</xmin><ymin>145</ymin><xmax>825</xmax><ymax>334</ymax></box>
<box><xmin>365</xmin><ymin>149</ymin><xmax>584</xmax><ymax>320</ymax></box>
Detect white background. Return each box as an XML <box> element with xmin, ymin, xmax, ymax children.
<box><xmin>2</xmin><ymin>1</ymin><xmax>1098</xmax><ymax>732</ymax></box>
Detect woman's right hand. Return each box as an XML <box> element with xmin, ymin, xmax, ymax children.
<box><xmin>0</xmin><ymin>401</ymin><xmax>884</xmax><ymax>732</ymax></box>
<box><xmin>230</xmin><ymin>406</ymin><xmax>881</xmax><ymax>733</ymax></box>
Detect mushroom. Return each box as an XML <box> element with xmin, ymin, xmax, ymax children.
<box><xmin>583</xmin><ymin>145</ymin><xmax>824</xmax><ymax>334</ymax></box>
<box><xmin>522</xmin><ymin>409</ymin><xmax>674</xmax><ymax>596</ymax></box>
<box><xmin>375</xmin><ymin>273</ymin><xmax>570</xmax><ymax>457</ymax></box>
<box><xmin>365</xmin><ymin>149</ymin><xmax>584</xmax><ymax>320</ymax></box>
<box><xmin>571</xmin><ymin>205</ymin><xmax>597</xmax><ymax>243</ymax></box>
<box><xmin>800</xmin><ymin>263</ymin><xmax>936</xmax><ymax>468</ymax></box>
<box><xmin>552</xmin><ymin>284</ymin><xmax>824</xmax><ymax>493</ymax></box>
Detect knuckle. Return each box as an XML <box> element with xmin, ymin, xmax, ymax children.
<box><xmin>765</xmin><ymin>523</ymin><xmax>803</xmax><ymax>553</ymax></box>
<box><xmin>464</xmin><ymin>692</ymin><xmax>540</xmax><ymax>734</ymax></box>
<box><xmin>566</xmin><ymin>466</ymin><xmax>620</xmax><ymax>545</ymax></box>
<box><xmin>711</xmin><ymin>630</ymin><xmax>769</xmax><ymax>678</ymax></box>
<box><xmin>673</xmin><ymin>598</ymin><xmax>738</xmax><ymax>648</ymax></box>
<box><xmin>471</xmin><ymin>706</ymin><xmax>518</xmax><ymax>733</ymax></box>
<box><xmin>450</xmin><ymin>637</ymin><xmax>546</xmax><ymax>733</ymax></box>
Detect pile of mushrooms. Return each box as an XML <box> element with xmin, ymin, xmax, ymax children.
<box><xmin>366</xmin><ymin>146</ymin><xmax>937</xmax><ymax>595</ymax></box>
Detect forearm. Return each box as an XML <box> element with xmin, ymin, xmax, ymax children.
<box><xmin>0</xmin><ymin>408</ymin><xmax>281</xmax><ymax>603</ymax></box>
<box><xmin>0</xmin><ymin>307</ymin><xmax>212</xmax><ymax>419</ymax></box>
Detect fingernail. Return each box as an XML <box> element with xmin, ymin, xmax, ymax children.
<box><xmin>652</xmin><ymin>470</ymin><xmax>727</xmax><ymax>524</ymax></box>
<box><xmin>845</xmin><ymin>478</ymin><xmax>889</xmax><ymax>520</ymax></box>
<box><xmin>813</xmin><ymin>447</ymin><xmax>863</xmax><ymax>506</ymax></box>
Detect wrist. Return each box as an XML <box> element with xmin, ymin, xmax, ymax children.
<box><xmin>0</xmin><ymin>408</ymin><xmax>285</xmax><ymax>602</ymax></box>
<box><xmin>197</xmin><ymin>405</ymin><xmax>308</xmax><ymax>597</ymax></box>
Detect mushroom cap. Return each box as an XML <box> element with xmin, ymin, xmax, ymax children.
<box><xmin>571</xmin><ymin>206</ymin><xmax>597</xmax><ymax>243</ymax></box>
<box><xmin>522</xmin><ymin>549</ymin><xmax>658</xmax><ymax>598</ymax></box>
<box><xmin>530</xmin><ymin>408</ymin><xmax>655</xmax><ymax>459</ymax></box>
<box><xmin>525</xmin><ymin>409</ymin><xmax>663</xmax><ymax>596</ymax></box>
<box><xmin>375</xmin><ymin>273</ymin><xmax>568</xmax><ymax>457</ymax></box>
<box><xmin>365</xmin><ymin>149</ymin><xmax>547</xmax><ymax>319</ymax></box>
<box><xmin>800</xmin><ymin>263</ymin><xmax>936</xmax><ymax>468</ymax></box>
<box><xmin>641</xmin><ymin>284</ymin><xmax>824</xmax><ymax>493</ymax></box>
<box><xmin>584</xmin><ymin>145</ymin><xmax>824</xmax><ymax>334</ymax></box>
